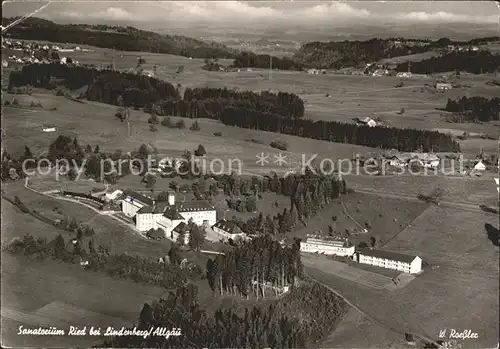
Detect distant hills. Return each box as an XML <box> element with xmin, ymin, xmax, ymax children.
<box><xmin>293</xmin><ymin>37</ymin><xmax>499</xmax><ymax>69</ymax></box>
<box><xmin>3</xmin><ymin>17</ymin><xmax>499</xmax><ymax>72</ymax></box>
<box><xmin>1</xmin><ymin>17</ymin><xmax>237</xmax><ymax>59</ymax></box>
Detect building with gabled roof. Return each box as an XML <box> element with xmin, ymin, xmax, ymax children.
<box><xmin>300</xmin><ymin>237</ymin><xmax>355</xmax><ymax>257</ymax></box>
<box><xmin>212</xmin><ymin>219</ymin><xmax>244</xmax><ymax>238</ymax></box>
<box><xmin>124</xmin><ymin>191</ymin><xmax>216</xmax><ymax>241</ymax></box>
<box><xmin>121</xmin><ymin>190</ymin><xmax>155</xmax><ymax>217</ymax></box>
<box><xmin>355</xmin><ymin>249</ymin><xmax>422</xmax><ymax>274</ymax></box>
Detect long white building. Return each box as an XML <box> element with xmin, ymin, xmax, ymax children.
<box><xmin>355</xmin><ymin>249</ymin><xmax>422</xmax><ymax>274</ymax></box>
<box><xmin>122</xmin><ymin>191</ymin><xmax>216</xmax><ymax>240</ymax></box>
<box><xmin>300</xmin><ymin>237</ymin><xmax>356</xmax><ymax>257</ymax></box>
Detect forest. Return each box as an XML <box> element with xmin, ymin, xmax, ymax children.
<box><xmin>232</xmin><ymin>51</ymin><xmax>304</xmax><ymax>71</ymax></box>
<box><xmin>8</xmin><ymin>63</ymin><xmax>180</xmax><ymax>108</ymax></box>
<box><xmin>396</xmin><ymin>50</ymin><xmax>500</xmax><ymax>74</ymax></box>
<box><xmin>293</xmin><ymin>36</ymin><xmax>499</xmax><ymax>69</ymax></box>
<box><xmin>2</xmin><ymin>17</ymin><xmax>236</xmax><ymax>59</ymax></box>
<box><xmin>444</xmin><ymin>96</ymin><xmax>500</xmax><ymax>122</ymax></box>
<box><xmin>100</xmin><ymin>280</ymin><xmax>348</xmax><ymax>348</ymax></box>
<box><xmin>293</xmin><ymin>38</ymin><xmax>430</xmax><ymax>69</ymax></box>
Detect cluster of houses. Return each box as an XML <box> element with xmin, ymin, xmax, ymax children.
<box><xmin>384</xmin><ymin>152</ymin><xmax>441</xmax><ymax>169</ymax></box>
<box><xmin>444</xmin><ymin>45</ymin><xmax>480</xmax><ymax>53</ymax></box>
<box><xmin>2</xmin><ymin>40</ymin><xmax>86</xmax><ymax>67</ymax></box>
<box><xmin>119</xmin><ymin>190</ymin><xmax>243</xmax><ymax>244</ymax></box>
<box><xmin>300</xmin><ymin>235</ymin><xmax>423</xmax><ymax>274</ymax></box>
<box><xmin>354</xmin><ymin>117</ymin><xmax>380</xmax><ymax>127</ymax></box>
<box><xmin>307</xmin><ymin>68</ymin><xmax>327</xmax><ymax>75</ymax></box>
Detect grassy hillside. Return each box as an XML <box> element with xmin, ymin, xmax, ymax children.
<box><xmin>2</xmin><ymin>17</ymin><xmax>237</xmax><ymax>59</ymax></box>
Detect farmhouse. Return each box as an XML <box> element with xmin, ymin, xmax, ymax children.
<box><xmin>436</xmin><ymin>83</ymin><xmax>452</xmax><ymax>91</ymax></box>
<box><xmin>473</xmin><ymin>160</ymin><xmax>486</xmax><ymax>171</ymax></box>
<box><xmin>355</xmin><ymin>249</ymin><xmax>422</xmax><ymax>274</ymax></box>
<box><xmin>372</xmin><ymin>69</ymin><xmax>389</xmax><ymax>76</ymax></box>
<box><xmin>212</xmin><ymin>219</ymin><xmax>245</xmax><ymax>239</ymax></box>
<box><xmin>396</xmin><ymin>72</ymin><xmax>412</xmax><ymax>78</ymax></box>
<box><xmin>386</xmin><ymin>152</ymin><xmax>440</xmax><ymax>169</ymax></box>
<box><xmin>124</xmin><ymin>191</ymin><xmax>216</xmax><ymax>238</ymax></box>
<box><xmin>356</xmin><ymin>117</ymin><xmax>377</xmax><ymax>127</ymax></box>
<box><xmin>300</xmin><ymin>237</ymin><xmax>355</xmax><ymax>257</ymax></box>
<box><xmin>105</xmin><ymin>189</ymin><xmax>123</xmax><ymax>201</ymax></box>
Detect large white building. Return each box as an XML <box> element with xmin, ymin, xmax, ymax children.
<box><xmin>300</xmin><ymin>237</ymin><xmax>356</xmax><ymax>257</ymax></box>
<box><xmin>355</xmin><ymin>249</ymin><xmax>422</xmax><ymax>274</ymax></box>
<box><xmin>122</xmin><ymin>191</ymin><xmax>216</xmax><ymax>239</ymax></box>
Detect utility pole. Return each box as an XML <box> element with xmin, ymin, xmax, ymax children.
<box><xmin>408</xmin><ymin>61</ymin><xmax>412</xmax><ymax>74</ymax></box>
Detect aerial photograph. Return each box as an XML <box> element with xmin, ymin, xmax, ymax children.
<box><xmin>1</xmin><ymin>1</ymin><xmax>499</xmax><ymax>348</ymax></box>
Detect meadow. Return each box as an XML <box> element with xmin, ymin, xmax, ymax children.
<box><xmin>291</xmin><ymin>191</ymin><xmax>429</xmax><ymax>248</ymax></box>
<box><xmin>306</xmin><ymin>204</ymin><xmax>499</xmax><ymax>348</ymax></box>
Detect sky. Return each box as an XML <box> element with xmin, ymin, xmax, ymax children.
<box><xmin>3</xmin><ymin>1</ymin><xmax>499</xmax><ymax>26</ymax></box>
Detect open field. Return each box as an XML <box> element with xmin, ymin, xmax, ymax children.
<box><xmin>291</xmin><ymin>191</ymin><xmax>429</xmax><ymax>247</ymax></box>
<box><xmin>301</xmin><ymin>254</ymin><xmax>399</xmax><ymax>290</ymax></box>
<box><xmin>305</xmin><ymin>204</ymin><xmax>499</xmax><ymax>348</ymax></box>
<box><xmin>322</xmin><ymin>307</ymin><xmax>413</xmax><ymax>349</ymax></box>
<box><xmin>345</xmin><ymin>174</ymin><xmax>499</xmax><ymax>207</ymax></box>
<box><xmin>1</xmin><ymin>92</ymin><xmax>384</xmax><ymax>168</ymax></box>
<box><xmin>378</xmin><ymin>50</ymin><xmax>443</xmax><ymax>64</ymax></box>
<box><xmin>1</xmin><ymin>253</ymin><xmax>168</xmax><ymax>347</ymax></box>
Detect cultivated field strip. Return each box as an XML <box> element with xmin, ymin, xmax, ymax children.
<box><xmin>301</xmin><ymin>255</ymin><xmax>392</xmax><ymax>290</ymax></box>
<box><xmin>2</xmin><ymin>307</ymin><xmax>66</xmax><ymax>328</ymax></box>
<box><xmin>32</xmin><ymin>302</ymin><xmax>130</xmax><ymax>328</ymax></box>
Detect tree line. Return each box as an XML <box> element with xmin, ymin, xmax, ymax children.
<box><xmin>206</xmin><ymin>235</ymin><xmax>302</xmax><ymax>298</ymax></box>
<box><xmin>215</xmin><ymin>171</ymin><xmax>346</xmax><ymax>235</ymax></box>
<box><xmin>3</xmin><ymin>17</ymin><xmax>236</xmax><ymax>59</ymax></box>
<box><xmin>8</xmin><ymin>63</ymin><xmax>179</xmax><ymax>108</ymax></box>
<box><xmin>232</xmin><ymin>51</ymin><xmax>304</xmax><ymax>71</ymax></box>
<box><xmin>8</xmin><ymin>66</ymin><xmax>458</xmax><ymax>152</ymax></box>
<box><xmin>293</xmin><ymin>38</ymin><xmax>430</xmax><ymax>69</ymax></box>
<box><xmin>396</xmin><ymin>50</ymin><xmax>500</xmax><ymax>74</ymax></box>
<box><xmin>444</xmin><ymin>96</ymin><xmax>500</xmax><ymax>122</ymax></box>
<box><xmin>101</xmin><ymin>280</ymin><xmax>348</xmax><ymax>348</ymax></box>
<box><xmin>183</xmin><ymin>87</ymin><xmax>305</xmax><ymax>118</ymax></box>
<box><xmin>4</xmin><ymin>232</ymin><xmax>202</xmax><ymax>289</ymax></box>
<box><xmin>218</xmin><ymin>107</ymin><xmax>460</xmax><ymax>152</ymax></box>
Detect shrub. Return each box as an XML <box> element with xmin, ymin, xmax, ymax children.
<box><xmin>194</xmin><ymin>144</ymin><xmax>206</xmax><ymax>157</ymax></box>
<box><xmin>190</xmin><ymin>120</ymin><xmax>201</xmax><ymax>131</ymax></box>
<box><xmin>161</xmin><ymin>117</ymin><xmax>172</xmax><ymax>127</ymax></box>
<box><xmin>270</xmin><ymin>140</ymin><xmax>288</xmax><ymax>151</ymax></box>
<box><xmin>4</xmin><ymin>100</ymin><xmax>10</xmax><ymax>106</ymax></box>
<box><xmin>12</xmin><ymin>98</ymin><xmax>19</xmax><ymax>106</ymax></box>
<box><xmin>213</xmin><ymin>132</ymin><xmax>222</xmax><ymax>136</ymax></box>
<box><xmin>56</xmin><ymin>88</ymin><xmax>65</xmax><ymax>96</ymax></box>
<box><xmin>176</xmin><ymin>119</ymin><xmax>186</xmax><ymax>129</ymax></box>
<box><xmin>148</xmin><ymin>114</ymin><xmax>159</xmax><ymax>124</ymax></box>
